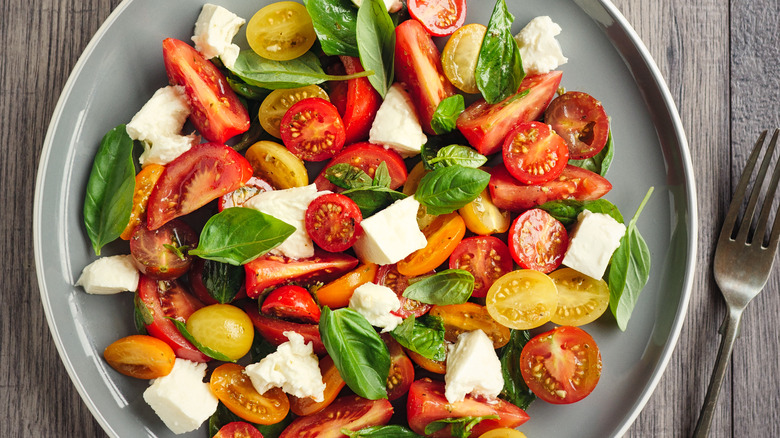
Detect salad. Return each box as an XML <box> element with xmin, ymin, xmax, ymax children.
<box><xmin>76</xmin><ymin>0</ymin><xmax>654</xmax><ymax>437</ymax></box>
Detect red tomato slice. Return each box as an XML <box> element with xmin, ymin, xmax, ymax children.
<box><xmin>280</xmin><ymin>97</ymin><xmax>346</xmax><ymax>162</ymax></box>
<box><xmin>313</xmin><ymin>142</ymin><xmax>407</xmax><ymax>192</ymax></box>
<box><xmin>457</xmin><ymin>71</ymin><xmax>563</xmax><ymax>156</ymax></box>
<box><xmin>217</xmin><ymin>176</ymin><xmax>274</xmax><ymax>212</ymax></box>
<box><xmin>146</xmin><ymin>142</ymin><xmax>253</xmax><ymax>230</ymax></box>
<box><xmin>244</xmin><ymin>302</ymin><xmax>326</xmax><ymax>355</ymax></box>
<box><xmin>279</xmin><ymin>395</ymin><xmax>393</xmax><ymax>438</ymax></box>
<box><xmin>503</xmin><ymin>121</ymin><xmax>569</xmax><ymax>184</ymax></box>
<box><xmin>375</xmin><ymin>264</ymin><xmax>433</xmax><ymax>319</ymax></box>
<box><xmin>129</xmin><ymin>219</ymin><xmax>197</xmax><ymax>280</ymax></box>
<box><xmin>545</xmin><ymin>91</ymin><xmax>610</xmax><ymax>159</ymax></box>
<box><xmin>261</xmin><ymin>285</ymin><xmax>321</xmax><ymax>324</ymax></box>
<box><xmin>304</xmin><ymin>193</ymin><xmax>363</xmax><ymax>252</ymax></box>
<box><xmin>489</xmin><ymin>164</ymin><xmax>613</xmax><ymax>212</ymax></box>
<box><xmin>328</xmin><ymin>56</ymin><xmax>382</xmax><ymax>145</ymax></box>
<box><xmin>136</xmin><ymin>275</ymin><xmax>210</xmax><ymax>362</ymax></box>
<box><xmin>519</xmin><ymin>325</ymin><xmax>602</xmax><ymax>404</ymax></box>
<box><xmin>162</xmin><ymin>38</ymin><xmax>249</xmax><ymax>143</ymax></box>
<box><xmin>508</xmin><ymin>209</ymin><xmax>568</xmax><ymax>273</ymax></box>
<box><xmin>448</xmin><ymin>236</ymin><xmax>513</xmax><ymax>298</ymax></box>
<box><xmin>214</xmin><ymin>422</ymin><xmax>263</xmax><ymax>438</ymax></box>
<box><xmin>382</xmin><ymin>334</ymin><xmax>415</xmax><ymax>401</ymax></box>
<box><xmin>244</xmin><ymin>250</ymin><xmax>359</xmax><ymax>299</ymax></box>
<box><xmin>394</xmin><ymin>19</ymin><xmax>457</xmax><ymax>134</ymax></box>
<box><xmin>406</xmin><ymin>379</ymin><xmax>529</xmax><ymax>437</ymax></box>
<box><xmin>408</xmin><ymin>0</ymin><xmax>467</xmax><ymax>36</ymax></box>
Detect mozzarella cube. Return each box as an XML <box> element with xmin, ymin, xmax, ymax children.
<box><xmin>352</xmin><ymin>196</ymin><xmax>427</xmax><ymax>265</ymax></box>
<box><xmin>349</xmin><ymin>282</ymin><xmax>404</xmax><ymax>332</ymax></box>
<box><xmin>351</xmin><ymin>0</ymin><xmax>403</xmax><ymax>13</ymax></box>
<box><xmin>191</xmin><ymin>4</ymin><xmax>245</xmax><ymax>69</ymax></box>
<box><xmin>562</xmin><ymin>210</ymin><xmax>627</xmax><ymax>279</ymax></box>
<box><xmin>245</xmin><ymin>331</ymin><xmax>326</xmax><ymax>402</ymax></box>
<box><xmin>369</xmin><ymin>84</ymin><xmax>427</xmax><ymax>158</ymax></box>
<box><xmin>444</xmin><ymin>330</ymin><xmax>504</xmax><ymax>403</ymax></box>
<box><xmin>514</xmin><ymin>16</ymin><xmax>568</xmax><ymax>75</ymax></box>
<box><xmin>243</xmin><ymin>184</ymin><xmax>330</xmax><ymax>259</ymax></box>
<box><xmin>76</xmin><ymin>255</ymin><xmax>139</xmax><ymax>295</ymax></box>
<box><xmin>143</xmin><ymin>359</ymin><xmax>218</xmax><ymax>434</ymax></box>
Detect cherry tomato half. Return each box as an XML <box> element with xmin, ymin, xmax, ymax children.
<box><xmin>485</xmin><ymin>270</ymin><xmax>558</xmax><ymax>330</ymax></box>
<box><xmin>129</xmin><ymin>219</ymin><xmax>197</xmax><ymax>280</ymax></box>
<box><xmin>259</xmin><ymin>85</ymin><xmax>330</xmax><ymax>139</ymax></box>
<box><xmin>280</xmin><ymin>97</ymin><xmax>346</xmax><ymax>162</ymax></box>
<box><xmin>214</xmin><ymin>422</ymin><xmax>263</xmax><ymax>438</ymax></box>
<box><xmin>441</xmin><ymin>23</ymin><xmax>486</xmax><ymax>94</ymax></box>
<box><xmin>103</xmin><ymin>335</ymin><xmax>175</xmax><ymax>379</ymax></box>
<box><xmin>549</xmin><ymin>267</ymin><xmax>610</xmax><ymax>326</ymax></box>
<box><xmin>328</xmin><ymin>56</ymin><xmax>382</xmax><ymax>145</ymax></box>
<box><xmin>246</xmin><ymin>1</ymin><xmax>316</xmax><ymax>61</ymax></box>
<box><xmin>508</xmin><ymin>209</ymin><xmax>568</xmax><ymax>273</ymax></box>
<box><xmin>304</xmin><ymin>193</ymin><xmax>363</xmax><ymax>252</ymax></box>
<box><xmin>120</xmin><ymin>163</ymin><xmax>165</xmax><ymax>240</ymax></box>
<box><xmin>186</xmin><ymin>304</ymin><xmax>254</xmax><ymax>361</ymax></box>
<box><xmin>244</xmin><ymin>140</ymin><xmax>309</xmax><ymax>190</ymax></box>
<box><xmin>279</xmin><ymin>395</ymin><xmax>393</xmax><ymax>438</ymax></box>
<box><xmin>408</xmin><ymin>0</ymin><xmax>467</xmax><ymax>36</ymax></box>
<box><xmin>449</xmin><ymin>236</ymin><xmax>514</xmax><ymax>298</ymax></box>
<box><xmin>375</xmin><ymin>264</ymin><xmax>433</xmax><ymax>319</ymax></box>
<box><xmin>210</xmin><ymin>363</ymin><xmax>290</xmax><ymax>424</ymax></box>
<box><xmin>545</xmin><ymin>91</ymin><xmax>610</xmax><ymax>159</ymax></box>
<box><xmin>429</xmin><ymin>302</ymin><xmax>510</xmax><ymax>348</ymax></box>
<box><xmin>503</xmin><ymin>121</ymin><xmax>569</xmax><ymax>185</ymax></box>
<box><xmin>313</xmin><ymin>142</ymin><xmax>408</xmax><ymax>192</ymax></box>
<box><xmin>458</xmin><ymin>188</ymin><xmax>511</xmax><ymax>235</ymax></box>
<box><xmin>261</xmin><ymin>285</ymin><xmax>321</xmax><ymax>324</ymax></box>
<box><xmin>244</xmin><ymin>251</ymin><xmax>359</xmax><ymax>299</ymax></box>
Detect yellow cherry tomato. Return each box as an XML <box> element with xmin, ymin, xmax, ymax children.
<box><xmin>246</xmin><ymin>1</ymin><xmax>316</xmax><ymax>61</ymax></box>
<box><xmin>442</xmin><ymin>23</ymin><xmax>487</xmax><ymax>94</ymax></box>
<box><xmin>244</xmin><ymin>140</ymin><xmax>308</xmax><ymax>189</ymax></box>
<box><xmin>549</xmin><ymin>267</ymin><xmax>610</xmax><ymax>326</ymax></box>
<box><xmin>459</xmin><ymin>188</ymin><xmax>511</xmax><ymax>235</ymax></box>
<box><xmin>486</xmin><ymin>269</ymin><xmax>558</xmax><ymax>330</ymax></box>
<box><xmin>259</xmin><ymin>85</ymin><xmax>330</xmax><ymax>138</ymax></box>
<box><xmin>186</xmin><ymin>304</ymin><xmax>254</xmax><ymax>361</ymax></box>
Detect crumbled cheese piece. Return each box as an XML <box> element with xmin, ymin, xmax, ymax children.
<box><xmin>369</xmin><ymin>83</ymin><xmax>427</xmax><ymax>158</ymax></box>
<box><xmin>191</xmin><ymin>4</ymin><xmax>246</xmax><ymax>69</ymax></box>
<box><xmin>562</xmin><ymin>210</ymin><xmax>627</xmax><ymax>279</ymax></box>
<box><xmin>444</xmin><ymin>330</ymin><xmax>504</xmax><ymax>403</ymax></box>
<box><xmin>349</xmin><ymin>282</ymin><xmax>404</xmax><ymax>332</ymax></box>
<box><xmin>76</xmin><ymin>255</ymin><xmax>139</xmax><ymax>294</ymax></box>
<box><xmin>352</xmin><ymin>196</ymin><xmax>427</xmax><ymax>265</ymax></box>
<box><xmin>514</xmin><ymin>16</ymin><xmax>568</xmax><ymax>75</ymax></box>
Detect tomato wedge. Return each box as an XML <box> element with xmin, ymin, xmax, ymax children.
<box><xmin>146</xmin><ymin>142</ymin><xmax>253</xmax><ymax>230</ymax></box>
<box><xmin>408</xmin><ymin>0</ymin><xmax>467</xmax><ymax>36</ymax></box>
<box><xmin>508</xmin><ymin>209</ymin><xmax>568</xmax><ymax>273</ymax></box>
<box><xmin>313</xmin><ymin>142</ymin><xmax>407</xmax><ymax>192</ymax></box>
<box><xmin>315</xmin><ymin>262</ymin><xmax>378</xmax><ymax>309</ymax></box>
<box><xmin>397</xmin><ymin>212</ymin><xmax>466</xmax><ymax>277</ymax></box>
<box><xmin>279</xmin><ymin>395</ymin><xmax>393</xmax><ymax>438</ymax></box>
<box><xmin>375</xmin><ymin>264</ymin><xmax>433</xmax><ymax>319</ymax></box>
<box><xmin>210</xmin><ymin>363</ymin><xmax>290</xmax><ymax>424</ymax></box>
<box><xmin>429</xmin><ymin>303</ymin><xmax>510</xmax><ymax>348</ymax></box>
<box><xmin>162</xmin><ymin>38</ymin><xmax>249</xmax><ymax>143</ymax></box>
<box><xmin>448</xmin><ymin>236</ymin><xmax>514</xmax><ymax>298</ymax></box>
<box><xmin>328</xmin><ymin>56</ymin><xmax>382</xmax><ymax>145</ymax></box>
<box><xmin>545</xmin><ymin>91</ymin><xmax>610</xmax><ymax>159</ymax></box>
<box><xmin>503</xmin><ymin>121</ymin><xmax>569</xmax><ymax>184</ymax></box>
<box><xmin>120</xmin><ymin>163</ymin><xmax>165</xmax><ymax>240</ymax></box>
<box><xmin>261</xmin><ymin>285</ymin><xmax>321</xmax><ymax>324</ymax></box>
<box><xmin>304</xmin><ymin>193</ymin><xmax>363</xmax><ymax>252</ymax></box>
<box><xmin>244</xmin><ymin>303</ymin><xmax>326</xmax><ymax>355</ymax></box>
<box><xmin>280</xmin><ymin>97</ymin><xmax>346</xmax><ymax>162</ymax></box>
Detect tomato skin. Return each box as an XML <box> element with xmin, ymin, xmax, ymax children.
<box><xmin>246</xmin><ymin>1</ymin><xmax>316</xmax><ymax>61</ymax></box>
<box><xmin>304</xmin><ymin>193</ymin><xmax>363</xmax><ymax>253</ymax></box>
<box><xmin>280</xmin><ymin>97</ymin><xmax>346</xmax><ymax>162</ymax></box>
<box><xmin>508</xmin><ymin>209</ymin><xmax>568</xmax><ymax>274</ymax></box>
<box><xmin>261</xmin><ymin>285</ymin><xmax>321</xmax><ymax>323</ymax></box>
<box><xmin>449</xmin><ymin>236</ymin><xmax>514</xmax><ymax>298</ymax></box>
<box><xmin>210</xmin><ymin>363</ymin><xmax>290</xmax><ymax>425</ymax></box>
<box><xmin>549</xmin><ymin>267</ymin><xmax>610</xmax><ymax>326</ymax></box>
<box><xmin>129</xmin><ymin>219</ymin><xmax>197</xmax><ymax>280</ymax></box>
<box><xmin>486</xmin><ymin>269</ymin><xmax>559</xmax><ymax>330</ymax></box>
<box><xmin>394</xmin><ymin>19</ymin><xmax>457</xmax><ymax>134</ymax></box>
<box><xmin>120</xmin><ymin>163</ymin><xmax>165</xmax><ymax>240</ymax></box>
<box><xmin>382</xmin><ymin>334</ymin><xmax>415</xmax><ymax>401</ymax></box>
<box><xmin>146</xmin><ymin>142</ymin><xmax>253</xmax><ymax>230</ymax></box>
<box><xmin>458</xmin><ymin>188</ymin><xmax>511</xmax><ymax>236</ymax></box>
<box><xmin>457</xmin><ymin>71</ymin><xmax>563</xmax><ymax>156</ymax></box>
<box><xmin>315</xmin><ymin>262</ymin><xmax>378</xmax><ymax>309</ymax></box>
<box><xmin>545</xmin><ymin>91</ymin><xmax>610</xmax><ymax>159</ymax></box>
<box><xmin>519</xmin><ymin>326</ymin><xmax>602</xmax><ymax>404</ymax></box>
<box><xmin>244</xmin><ymin>303</ymin><xmax>326</xmax><ymax>355</ymax></box>
<box><xmin>408</xmin><ymin>0</ymin><xmax>467</xmax><ymax>36</ymax></box>
<box><xmin>406</xmin><ymin>379</ymin><xmax>529</xmax><ymax>437</ymax></box>
<box><xmin>218</xmin><ymin>176</ymin><xmax>274</xmax><ymax>211</ymax></box>
<box><xmin>313</xmin><ymin>142</ymin><xmax>407</xmax><ymax>192</ymax></box>
<box><xmin>162</xmin><ymin>38</ymin><xmax>249</xmax><ymax>143</ymax></box>
<box><xmin>375</xmin><ymin>264</ymin><xmax>433</xmax><ymax>319</ymax></box>
<box><xmin>103</xmin><ymin>335</ymin><xmax>175</xmax><ymax>379</ymax></box>
<box><xmin>429</xmin><ymin>302</ymin><xmax>510</xmax><ymax>349</ymax></box>
<box><xmin>214</xmin><ymin>422</ymin><xmax>264</xmax><ymax>438</ymax></box>
<box><xmin>397</xmin><ymin>212</ymin><xmax>466</xmax><ymax>277</ymax></box>
<box><xmin>289</xmin><ymin>355</ymin><xmax>345</xmax><ymax>416</ymax></box>
<box><xmin>259</xmin><ymin>85</ymin><xmax>330</xmax><ymax>139</ymax></box>
<box><xmin>244</xmin><ymin>140</ymin><xmax>309</xmax><ymax>190</ymax></box>
<box><xmin>406</xmin><ymin>348</ymin><xmax>446</xmax><ymax>374</ymax></box>
<box><xmin>503</xmin><ymin>121</ymin><xmax>569</xmax><ymax>185</ymax></box>
<box><xmin>244</xmin><ymin>251</ymin><xmax>359</xmax><ymax>299</ymax></box>
<box><xmin>489</xmin><ymin>164</ymin><xmax>613</xmax><ymax>212</ymax></box>
<box><xmin>186</xmin><ymin>304</ymin><xmax>254</xmax><ymax>361</ymax></box>
<box><xmin>328</xmin><ymin>56</ymin><xmax>382</xmax><ymax>145</ymax></box>
<box><xmin>279</xmin><ymin>395</ymin><xmax>393</xmax><ymax>438</ymax></box>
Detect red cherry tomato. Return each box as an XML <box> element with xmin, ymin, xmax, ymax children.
<box><xmin>408</xmin><ymin>0</ymin><xmax>467</xmax><ymax>36</ymax></box>
<box><xmin>448</xmin><ymin>236</ymin><xmax>514</xmax><ymax>298</ymax></box>
<box><xmin>304</xmin><ymin>193</ymin><xmax>363</xmax><ymax>253</ymax></box>
<box><xmin>217</xmin><ymin>176</ymin><xmax>274</xmax><ymax>212</ymax></box>
<box><xmin>129</xmin><ymin>219</ymin><xmax>197</xmax><ymax>280</ymax></box>
<box><xmin>375</xmin><ymin>264</ymin><xmax>433</xmax><ymax>318</ymax></box>
<box><xmin>261</xmin><ymin>285</ymin><xmax>321</xmax><ymax>324</ymax></box>
<box><xmin>162</xmin><ymin>38</ymin><xmax>249</xmax><ymax>143</ymax></box>
<box><xmin>508</xmin><ymin>209</ymin><xmax>568</xmax><ymax>273</ymax></box>
<box><xmin>213</xmin><ymin>422</ymin><xmax>263</xmax><ymax>438</ymax></box>
<box><xmin>136</xmin><ymin>275</ymin><xmax>210</xmax><ymax>362</ymax></box>
<box><xmin>503</xmin><ymin>121</ymin><xmax>569</xmax><ymax>185</ymax></box>
<box><xmin>489</xmin><ymin>164</ymin><xmax>613</xmax><ymax>212</ymax></box>
<box><xmin>519</xmin><ymin>325</ymin><xmax>602</xmax><ymax>404</ymax></box>
<box><xmin>146</xmin><ymin>142</ymin><xmax>253</xmax><ymax>230</ymax></box>
<box><xmin>279</xmin><ymin>395</ymin><xmax>393</xmax><ymax>438</ymax></box>
<box><xmin>280</xmin><ymin>97</ymin><xmax>346</xmax><ymax>162</ymax></box>
<box><xmin>313</xmin><ymin>142</ymin><xmax>408</xmax><ymax>192</ymax></box>
<box><xmin>328</xmin><ymin>56</ymin><xmax>382</xmax><ymax>145</ymax></box>
<box><xmin>394</xmin><ymin>19</ymin><xmax>457</xmax><ymax>134</ymax></box>
<box><xmin>382</xmin><ymin>334</ymin><xmax>415</xmax><ymax>401</ymax></box>
<box><xmin>545</xmin><ymin>91</ymin><xmax>610</xmax><ymax>159</ymax></box>
<box><xmin>243</xmin><ymin>302</ymin><xmax>326</xmax><ymax>355</ymax></box>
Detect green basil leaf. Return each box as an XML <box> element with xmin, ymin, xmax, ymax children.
<box><xmin>475</xmin><ymin>0</ymin><xmax>524</xmax><ymax>104</ymax></box>
<box><xmin>231</xmin><ymin>51</ymin><xmax>371</xmax><ymax>90</ymax></box>
<box><xmin>83</xmin><ymin>125</ymin><xmax>135</xmax><ymax>255</ymax></box>
<box><xmin>356</xmin><ymin>0</ymin><xmax>396</xmax><ymax>97</ymax></box>
<box><xmin>427</xmin><ymin>145</ymin><xmax>488</xmax><ymax>170</ymax></box>
<box><xmin>319</xmin><ymin>307</ymin><xmax>390</xmax><ymax>400</ymax></box>
<box><xmin>403</xmin><ymin>269</ymin><xmax>474</xmax><ymax>305</ymax></box>
<box><xmin>226</xmin><ymin>73</ymin><xmax>270</xmax><ymax>100</ymax></box>
<box><xmin>569</xmin><ymin>130</ymin><xmax>614</xmax><ymax>176</ymax></box>
<box><xmin>391</xmin><ymin>314</ymin><xmax>447</xmax><ymax>362</ymax></box>
<box><xmin>189</xmin><ymin>208</ymin><xmax>296</xmax><ymax>266</ymax></box>
<box><xmin>169</xmin><ymin>318</ymin><xmax>235</xmax><ymax>362</ymax></box>
<box><xmin>538</xmin><ymin>198</ymin><xmax>624</xmax><ymax>226</ymax></box>
<box><xmin>498</xmin><ymin>329</ymin><xmax>536</xmax><ymax>409</ymax></box>
<box><xmin>584</xmin><ymin>198</ymin><xmax>624</xmax><ymax>224</ymax></box>
<box><xmin>430</xmin><ymin>94</ymin><xmax>465</xmax><ymax>135</ymax></box>
<box><xmin>304</xmin><ymin>0</ymin><xmax>360</xmax><ymax>57</ymax></box>
<box><xmin>325</xmin><ymin>163</ymin><xmax>374</xmax><ymax>189</ymax></box>
<box><xmin>415</xmin><ymin>165</ymin><xmax>490</xmax><ymax>215</ymax></box>
<box><xmin>342</xmin><ymin>186</ymin><xmax>407</xmax><ymax>217</ymax></box>
<box><xmin>342</xmin><ymin>425</ymin><xmax>422</xmax><ymax>437</ymax></box>
<box><xmin>424</xmin><ymin>415</ymin><xmax>499</xmax><ymax>438</ymax></box>
<box><xmin>372</xmin><ymin>161</ymin><xmax>392</xmax><ymax>188</ymax></box>
<box><xmin>133</xmin><ymin>293</ymin><xmax>153</xmax><ymax>335</ymax></box>
<box><xmin>208</xmin><ymin>402</ymin><xmax>292</xmax><ymax>438</ymax></box>
<box><xmin>200</xmin><ymin>259</ymin><xmax>245</xmax><ymax>304</ymax></box>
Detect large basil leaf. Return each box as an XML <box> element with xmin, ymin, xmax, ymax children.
<box><xmin>474</xmin><ymin>0</ymin><xmax>524</xmax><ymax>104</ymax></box>
<box><xmin>343</xmin><ymin>426</ymin><xmax>422</xmax><ymax>437</ymax></box>
<box><xmin>430</xmin><ymin>94</ymin><xmax>465</xmax><ymax>135</ymax></box>
<box><xmin>426</xmin><ymin>145</ymin><xmax>487</xmax><ymax>170</ymax></box>
<box><xmin>391</xmin><ymin>315</ymin><xmax>447</xmax><ymax>362</ymax></box>
<box><xmin>414</xmin><ymin>165</ymin><xmax>490</xmax><ymax>215</ymax></box>
<box><xmin>189</xmin><ymin>208</ymin><xmax>295</xmax><ymax>266</ymax></box>
<box><xmin>356</xmin><ymin>0</ymin><xmax>395</xmax><ymax>97</ymax></box>
<box><xmin>304</xmin><ymin>0</ymin><xmax>360</xmax><ymax>57</ymax></box>
<box><xmin>83</xmin><ymin>125</ymin><xmax>135</xmax><ymax>255</ymax></box>
<box><xmin>424</xmin><ymin>415</ymin><xmax>499</xmax><ymax>438</ymax></box>
<box><xmin>170</xmin><ymin>319</ymin><xmax>234</xmax><ymax>362</ymax></box>
<box><xmin>319</xmin><ymin>307</ymin><xmax>390</xmax><ymax>400</ymax></box>
<box><xmin>403</xmin><ymin>269</ymin><xmax>474</xmax><ymax>305</ymax></box>
<box><xmin>208</xmin><ymin>402</ymin><xmax>292</xmax><ymax>438</ymax></box>
<box><xmin>498</xmin><ymin>329</ymin><xmax>536</xmax><ymax>409</ymax></box>
<box><xmin>569</xmin><ymin>131</ymin><xmax>615</xmax><ymax>176</ymax></box>
<box><xmin>231</xmin><ymin>51</ymin><xmax>370</xmax><ymax>90</ymax></box>
<box><xmin>538</xmin><ymin>198</ymin><xmax>624</xmax><ymax>226</ymax></box>
<box><xmin>199</xmin><ymin>259</ymin><xmax>245</xmax><ymax>303</ymax></box>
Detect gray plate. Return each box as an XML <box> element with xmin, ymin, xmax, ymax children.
<box><xmin>34</xmin><ymin>0</ymin><xmax>696</xmax><ymax>437</ymax></box>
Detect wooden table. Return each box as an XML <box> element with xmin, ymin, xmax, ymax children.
<box><xmin>2</xmin><ymin>0</ymin><xmax>778</xmax><ymax>436</ymax></box>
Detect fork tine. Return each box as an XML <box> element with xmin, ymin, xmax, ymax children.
<box><xmin>720</xmin><ymin>131</ymin><xmax>768</xmax><ymax>242</ymax></box>
<box><xmin>735</xmin><ymin>130</ymin><xmax>778</xmax><ymax>243</ymax></box>
<box><xmin>752</xmin><ymin>129</ymin><xmax>780</xmax><ymax>248</ymax></box>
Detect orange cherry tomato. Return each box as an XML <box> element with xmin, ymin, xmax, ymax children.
<box><xmin>209</xmin><ymin>363</ymin><xmax>290</xmax><ymax>425</ymax></box>
<box><xmin>406</xmin><ymin>348</ymin><xmax>446</xmax><ymax>374</ymax></box>
<box><xmin>429</xmin><ymin>302</ymin><xmax>511</xmax><ymax>349</ymax></box>
<box><xmin>120</xmin><ymin>164</ymin><xmax>164</xmax><ymax>240</ymax></box>
<box><xmin>103</xmin><ymin>335</ymin><xmax>175</xmax><ymax>379</ymax></box>
<box><xmin>289</xmin><ymin>355</ymin><xmax>345</xmax><ymax>416</ymax></box>
<box><xmin>315</xmin><ymin>262</ymin><xmax>378</xmax><ymax>309</ymax></box>
<box><xmin>397</xmin><ymin>213</ymin><xmax>465</xmax><ymax>277</ymax></box>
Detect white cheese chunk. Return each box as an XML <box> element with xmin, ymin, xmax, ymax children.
<box><xmin>243</xmin><ymin>184</ymin><xmax>330</xmax><ymax>259</ymax></box>
<box><xmin>351</xmin><ymin>0</ymin><xmax>403</xmax><ymax>13</ymax></box>
<box><xmin>349</xmin><ymin>282</ymin><xmax>404</xmax><ymax>332</ymax></box>
<box><xmin>191</xmin><ymin>4</ymin><xmax>245</xmax><ymax>69</ymax></box>
<box><xmin>76</xmin><ymin>255</ymin><xmax>139</xmax><ymax>295</ymax></box>
<box><xmin>352</xmin><ymin>196</ymin><xmax>427</xmax><ymax>265</ymax></box>
<box><xmin>562</xmin><ymin>210</ymin><xmax>627</xmax><ymax>279</ymax></box>
<box><xmin>444</xmin><ymin>330</ymin><xmax>504</xmax><ymax>403</ymax></box>
<box><xmin>245</xmin><ymin>331</ymin><xmax>326</xmax><ymax>402</ymax></box>
<box><xmin>143</xmin><ymin>359</ymin><xmax>218</xmax><ymax>434</ymax></box>
<box><xmin>126</xmin><ymin>85</ymin><xmax>196</xmax><ymax>167</ymax></box>
<box><xmin>514</xmin><ymin>16</ymin><xmax>568</xmax><ymax>75</ymax></box>
<box><xmin>369</xmin><ymin>83</ymin><xmax>427</xmax><ymax>158</ymax></box>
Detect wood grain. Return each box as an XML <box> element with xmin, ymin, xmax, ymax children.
<box><xmin>2</xmin><ymin>0</ymin><xmax>778</xmax><ymax>437</ymax></box>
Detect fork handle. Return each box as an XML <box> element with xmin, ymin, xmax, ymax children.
<box><xmin>692</xmin><ymin>308</ymin><xmax>744</xmax><ymax>437</ymax></box>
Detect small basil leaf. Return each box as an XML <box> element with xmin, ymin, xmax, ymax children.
<box><xmin>304</xmin><ymin>0</ymin><xmax>360</xmax><ymax>57</ymax></box>
<box><xmin>189</xmin><ymin>208</ymin><xmax>296</xmax><ymax>266</ymax></box>
<box><xmin>342</xmin><ymin>425</ymin><xmax>422</xmax><ymax>437</ymax></box>
<box><xmin>424</xmin><ymin>415</ymin><xmax>499</xmax><ymax>438</ymax></box>
<box><xmin>356</xmin><ymin>0</ymin><xmax>395</xmax><ymax>97</ymax></box>
<box><xmin>133</xmin><ymin>293</ymin><xmax>153</xmax><ymax>335</ymax></box>
<box><xmin>169</xmin><ymin>318</ymin><xmax>235</xmax><ymax>362</ymax></box>
<box><xmin>225</xmin><ymin>73</ymin><xmax>270</xmax><ymax>101</ymax></box>
<box><xmin>390</xmin><ymin>315</ymin><xmax>447</xmax><ymax>362</ymax></box>
<box><xmin>498</xmin><ymin>329</ymin><xmax>536</xmax><ymax>409</ymax></box>
<box><xmin>583</xmin><ymin>198</ymin><xmax>624</xmax><ymax>224</ymax></box>
<box><xmin>372</xmin><ymin>161</ymin><xmax>392</xmax><ymax>188</ymax></box>
<box><xmin>325</xmin><ymin>163</ymin><xmax>374</xmax><ymax>189</ymax></box>
<box><xmin>538</xmin><ymin>198</ymin><xmax>624</xmax><ymax>226</ymax></box>
<box><xmin>342</xmin><ymin>186</ymin><xmax>407</xmax><ymax>217</ymax></box>
<box><xmin>201</xmin><ymin>259</ymin><xmax>245</xmax><ymax>304</ymax></box>
<box><xmin>475</xmin><ymin>0</ymin><xmax>524</xmax><ymax>104</ymax></box>
<box><xmin>83</xmin><ymin>125</ymin><xmax>135</xmax><ymax>255</ymax></box>
<box><xmin>231</xmin><ymin>51</ymin><xmax>371</xmax><ymax>90</ymax></box>
<box><xmin>569</xmin><ymin>130</ymin><xmax>614</xmax><ymax>177</ymax></box>
<box><xmin>414</xmin><ymin>165</ymin><xmax>490</xmax><ymax>215</ymax></box>
<box><xmin>427</xmin><ymin>145</ymin><xmax>487</xmax><ymax>169</ymax></box>
<box><xmin>319</xmin><ymin>307</ymin><xmax>390</xmax><ymax>400</ymax></box>
<box><xmin>402</xmin><ymin>269</ymin><xmax>474</xmax><ymax>305</ymax></box>
<box><xmin>430</xmin><ymin>94</ymin><xmax>465</xmax><ymax>135</ymax></box>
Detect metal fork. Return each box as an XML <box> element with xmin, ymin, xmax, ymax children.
<box><xmin>693</xmin><ymin>129</ymin><xmax>780</xmax><ymax>437</ymax></box>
